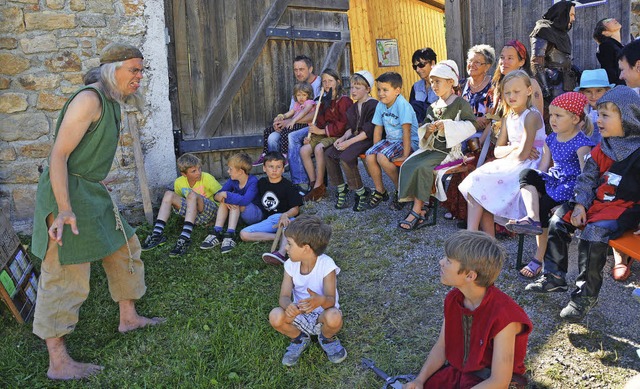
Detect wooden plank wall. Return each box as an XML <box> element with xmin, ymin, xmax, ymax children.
<box><xmin>348</xmin><ymin>0</ymin><xmax>446</xmax><ymax>99</ymax></box>
<box><xmin>448</xmin><ymin>0</ymin><xmax>631</xmax><ymax>78</ymax></box>
<box><xmin>169</xmin><ymin>0</ymin><xmax>351</xmax><ymax>177</ymax></box>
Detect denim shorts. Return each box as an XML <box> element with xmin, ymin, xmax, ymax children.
<box><xmin>240</xmin><ymin>203</ymin><xmax>264</xmax><ymax>226</ymax></box>
<box><xmin>242</xmin><ymin>213</ymin><xmax>294</xmax><ymax>234</ymax></box>
<box><xmin>173</xmin><ymin>196</ymin><xmax>217</xmax><ymax>225</ymax></box>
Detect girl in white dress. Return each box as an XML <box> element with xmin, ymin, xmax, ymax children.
<box><xmin>458</xmin><ymin>70</ymin><xmax>546</xmax><ymax>237</ymax></box>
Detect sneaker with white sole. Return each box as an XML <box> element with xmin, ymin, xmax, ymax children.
<box><xmin>220</xmin><ymin>235</ymin><xmax>236</xmax><ymax>254</ymax></box>
<box><xmin>141</xmin><ymin>233</ymin><xmax>167</xmax><ymax>251</ymax></box>
<box><xmin>262</xmin><ymin>251</ymin><xmax>286</xmax><ymax>265</ymax></box>
<box><xmin>252</xmin><ymin>153</ymin><xmax>266</xmax><ymax>167</ymax></box>
<box><xmin>281</xmin><ymin>333</ymin><xmax>311</xmax><ymax>366</ymax></box>
<box><xmin>318</xmin><ymin>333</ymin><xmax>347</xmax><ymax>363</ymax></box>
<box><xmin>169</xmin><ymin>237</ymin><xmax>191</xmax><ymax>257</ymax></box>
<box><xmin>199</xmin><ymin>233</ymin><xmax>221</xmax><ymax>250</ymax></box>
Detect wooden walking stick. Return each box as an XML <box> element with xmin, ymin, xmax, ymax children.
<box><xmin>307</xmin><ymin>87</ymin><xmax>332</xmax><ymax>140</ymax></box>
<box><xmin>271</xmin><ymin>224</ymin><xmax>284</xmax><ymax>253</ymax></box>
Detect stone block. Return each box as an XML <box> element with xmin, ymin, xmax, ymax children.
<box><xmin>60</xmin><ymin>84</ymin><xmax>79</xmax><ymax>94</ymax></box>
<box><xmin>0</xmin><ymin>93</ymin><xmax>28</xmax><ymax>113</ymax></box>
<box><xmin>20</xmin><ymin>141</ymin><xmax>52</xmax><ymax>158</ymax></box>
<box><xmin>37</xmin><ymin>92</ymin><xmax>67</xmax><ymax>111</ymax></box>
<box><xmin>0</xmin><ymin>37</ymin><xmax>17</xmax><ymax>49</ymax></box>
<box><xmin>0</xmin><ymin>53</ymin><xmax>30</xmax><ymax>75</ymax></box>
<box><xmin>58</xmin><ymin>29</ymin><xmax>97</xmax><ymax>37</ymax></box>
<box><xmin>44</xmin><ymin>51</ymin><xmax>82</xmax><ymax>72</ymax></box>
<box><xmin>118</xmin><ymin>18</ymin><xmax>146</xmax><ymax>36</ymax></box>
<box><xmin>122</xmin><ymin>0</ymin><xmax>144</xmax><ymax>16</ymax></box>
<box><xmin>0</xmin><ymin>112</ymin><xmax>49</xmax><ymax>141</ymax></box>
<box><xmin>63</xmin><ymin>73</ymin><xmax>84</xmax><ymax>84</ymax></box>
<box><xmin>77</xmin><ymin>13</ymin><xmax>106</xmax><ymax>27</ymax></box>
<box><xmin>25</xmin><ymin>12</ymin><xmax>76</xmax><ymax>30</ymax></box>
<box><xmin>46</xmin><ymin>0</ymin><xmax>65</xmax><ymax>10</ymax></box>
<box><xmin>20</xmin><ymin>33</ymin><xmax>57</xmax><ymax>54</ymax></box>
<box><xmin>13</xmin><ymin>186</ymin><xmax>38</xmax><ymax>220</ymax></box>
<box><xmin>86</xmin><ymin>0</ymin><xmax>115</xmax><ymax>14</ymax></box>
<box><xmin>11</xmin><ymin>0</ymin><xmax>38</xmax><ymax>3</ymax></box>
<box><xmin>0</xmin><ymin>78</ymin><xmax>10</xmax><ymax>89</ymax></box>
<box><xmin>0</xmin><ymin>8</ymin><xmax>25</xmax><ymax>34</ymax></box>
<box><xmin>58</xmin><ymin>37</ymin><xmax>78</xmax><ymax>48</ymax></box>
<box><xmin>0</xmin><ymin>143</ymin><xmax>17</xmax><ymax>161</ymax></box>
<box><xmin>70</xmin><ymin>0</ymin><xmax>86</xmax><ymax>11</ymax></box>
<box><xmin>18</xmin><ymin>74</ymin><xmax>61</xmax><ymax>90</ymax></box>
<box><xmin>0</xmin><ymin>162</ymin><xmax>41</xmax><ymax>184</ymax></box>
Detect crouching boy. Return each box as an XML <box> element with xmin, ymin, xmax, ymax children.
<box><xmin>268</xmin><ymin>215</ymin><xmax>347</xmax><ymax>366</ymax></box>
<box><xmin>405</xmin><ymin>231</ymin><xmax>532</xmax><ymax>389</ymax></box>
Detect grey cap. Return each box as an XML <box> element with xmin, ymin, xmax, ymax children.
<box><xmin>100</xmin><ymin>42</ymin><xmax>143</xmax><ymax>65</ymax></box>
<box><xmin>597</xmin><ymin>86</ymin><xmax>640</xmax><ymax>137</ymax></box>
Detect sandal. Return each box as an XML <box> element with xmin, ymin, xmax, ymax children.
<box><xmin>335</xmin><ymin>185</ymin><xmax>350</xmax><ymax>209</ymax></box>
<box><xmin>506</xmin><ymin>217</ymin><xmax>543</xmax><ymax>235</ymax></box>
<box><xmin>518</xmin><ymin>258</ymin><xmax>543</xmax><ymax>279</ymax></box>
<box><xmin>368</xmin><ymin>190</ymin><xmax>389</xmax><ymax>209</ymax></box>
<box><xmin>397</xmin><ymin>210</ymin><xmax>428</xmax><ymax>231</ymax></box>
<box><xmin>389</xmin><ymin>191</ymin><xmax>404</xmax><ymax>211</ymax></box>
<box><xmin>612</xmin><ymin>253</ymin><xmax>633</xmax><ymax>281</ymax></box>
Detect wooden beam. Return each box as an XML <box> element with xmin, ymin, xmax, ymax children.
<box><xmin>289</xmin><ymin>0</ymin><xmax>349</xmax><ymax>11</ymax></box>
<box><xmin>445</xmin><ymin>0</ymin><xmax>466</xmax><ymax>71</ymax></box>
<box><xmin>180</xmin><ymin>134</ymin><xmax>263</xmax><ymax>153</ymax></box>
<box><xmin>321</xmin><ymin>40</ymin><xmax>348</xmax><ymax>72</ymax></box>
<box><xmin>418</xmin><ymin>0</ymin><xmax>445</xmax><ymax>11</ymax></box>
<box><xmin>172</xmin><ymin>0</ymin><xmax>195</xmax><ymax>137</ymax></box>
<box><xmin>195</xmin><ymin>0</ymin><xmax>291</xmax><ymax>138</ymax></box>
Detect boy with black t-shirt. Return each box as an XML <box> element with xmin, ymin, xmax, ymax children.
<box><xmin>239</xmin><ymin>152</ymin><xmax>304</xmax><ymax>265</ymax></box>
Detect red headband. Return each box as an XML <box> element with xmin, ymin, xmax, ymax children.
<box><xmin>551</xmin><ymin>92</ymin><xmax>588</xmax><ymax>118</ymax></box>
<box><xmin>505</xmin><ymin>39</ymin><xmax>527</xmax><ymax>61</ymax></box>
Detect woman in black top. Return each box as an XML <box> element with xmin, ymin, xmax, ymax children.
<box><xmin>594</xmin><ymin>18</ymin><xmax>624</xmax><ymax>85</ymax></box>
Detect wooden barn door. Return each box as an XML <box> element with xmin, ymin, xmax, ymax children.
<box><xmin>165</xmin><ymin>0</ymin><xmax>351</xmax><ymax>176</ymax></box>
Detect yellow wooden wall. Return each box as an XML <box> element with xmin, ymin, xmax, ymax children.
<box><xmin>348</xmin><ymin>0</ymin><xmax>446</xmax><ymax>99</ymax></box>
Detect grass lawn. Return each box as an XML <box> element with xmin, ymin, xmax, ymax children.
<box><xmin>2</xmin><ymin>195</ymin><xmax>639</xmax><ymax>388</ymax></box>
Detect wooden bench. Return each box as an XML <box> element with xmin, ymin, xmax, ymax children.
<box><xmin>609</xmin><ymin>230</ymin><xmax>640</xmax><ymax>259</ymax></box>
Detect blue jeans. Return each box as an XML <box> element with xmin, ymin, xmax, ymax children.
<box><xmin>267</xmin><ymin>132</ymin><xmax>281</xmax><ymax>153</ymax></box>
<box><xmin>287</xmin><ymin>126</ymin><xmax>309</xmax><ymax>184</ymax></box>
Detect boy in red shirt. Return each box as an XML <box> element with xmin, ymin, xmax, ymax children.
<box><xmin>405</xmin><ymin>231</ymin><xmax>532</xmax><ymax>389</ymax></box>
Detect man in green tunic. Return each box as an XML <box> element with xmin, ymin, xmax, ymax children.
<box><xmin>31</xmin><ymin>43</ymin><xmax>163</xmax><ymax>380</ymax></box>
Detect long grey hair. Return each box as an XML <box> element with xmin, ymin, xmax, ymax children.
<box><xmin>84</xmin><ymin>62</ymin><xmax>144</xmax><ymax>110</ymax></box>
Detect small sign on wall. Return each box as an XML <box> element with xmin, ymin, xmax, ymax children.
<box><xmin>376</xmin><ymin>39</ymin><xmax>400</xmax><ymax>67</ymax></box>
<box><xmin>554</xmin><ymin>0</ymin><xmax>607</xmax><ymax>7</ymax></box>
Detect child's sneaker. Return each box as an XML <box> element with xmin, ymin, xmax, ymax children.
<box><xmin>318</xmin><ymin>333</ymin><xmax>347</xmax><ymax>364</ymax></box>
<box><xmin>353</xmin><ymin>188</ymin><xmax>371</xmax><ymax>212</ymax></box>
<box><xmin>220</xmin><ymin>233</ymin><xmax>236</xmax><ymax>254</ymax></box>
<box><xmin>524</xmin><ymin>274</ymin><xmax>568</xmax><ymax>293</ymax></box>
<box><xmin>367</xmin><ymin>190</ymin><xmax>389</xmax><ymax>209</ymax></box>
<box><xmin>199</xmin><ymin>233</ymin><xmax>221</xmax><ymax>250</ymax></box>
<box><xmin>141</xmin><ymin>233</ymin><xmax>167</xmax><ymax>251</ymax></box>
<box><xmin>169</xmin><ymin>237</ymin><xmax>191</xmax><ymax>257</ymax></box>
<box><xmin>281</xmin><ymin>333</ymin><xmax>311</xmax><ymax>366</ymax></box>
<box><xmin>559</xmin><ymin>296</ymin><xmax>597</xmax><ymax>322</ymax></box>
<box><xmin>252</xmin><ymin>153</ymin><xmax>266</xmax><ymax>166</ymax></box>
<box><xmin>262</xmin><ymin>251</ymin><xmax>286</xmax><ymax>265</ymax></box>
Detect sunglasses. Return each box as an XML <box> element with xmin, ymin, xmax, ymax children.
<box><xmin>412</xmin><ymin>62</ymin><xmax>430</xmax><ymax>70</ymax></box>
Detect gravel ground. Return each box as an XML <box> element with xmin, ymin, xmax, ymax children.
<box><xmin>298</xmin><ymin>163</ymin><xmax>640</xmax><ymax>388</ymax></box>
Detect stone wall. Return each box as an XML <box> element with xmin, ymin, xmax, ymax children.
<box><xmin>0</xmin><ymin>0</ymin><xmax>175</xmax><ymax>233</ymax></box>
<box><xmin>633</xmin><ymin>0</ymin><xmax>640</xmax><ymax>38</ymax></box>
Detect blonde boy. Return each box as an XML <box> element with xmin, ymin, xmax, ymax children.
<box><xmin>142</xmin><ymin>153</ymin><xmax>221</xmax><ymax>256</ymax></box>
<box><xmin>268</xmin><ymin>215</ymin><xmax>346</xmax><ymax>366</ymax></box>
<box><xmin>364</xmin><ymin>72</ymin><xmax>419</xmax><ymax>210</ymax></box>
<box><xmin>575</xmin><ymin>68</ymin><xmax>614</xmax><ymax>144</ymax></box>
<box><xmin>200</xmin><ymin>153</ymin><xmax>260</xmax><ymax>253</ymax></box>
<box><xmin>405</xmin><ymin>231</ymin><xmax>532</xmax><ymax>388</ymax></box>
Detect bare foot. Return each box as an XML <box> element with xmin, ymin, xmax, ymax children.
<box><xmin>118</xmin><ymin>315</ymin><xmax>166</xmax><ymax>333</ymax></box>
<box><xmin>48</xmin><ymin>359</ymin><xmax>103</xmax><ymax>380</ymax></box>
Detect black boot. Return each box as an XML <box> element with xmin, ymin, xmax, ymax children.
<box><xmin>560</xmin><ymin>239</ymin><xmax>608</xmax><ymax>322</ymax></box>
<box><xmin>541</xmin><ymin>212</ymin><xmax>575</xmax><ymax>278</ymax></box>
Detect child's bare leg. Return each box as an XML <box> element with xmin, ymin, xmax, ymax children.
<box><xmin>466</xmin><ymin>195</ymin><xmax>484</xmax><ymax>231</ymax></box>
<box><xmin>214</xmin><ymin>202</ymin><xmax>229</xmax><ymax>228</ymax></box>
<box><xmin>227</xmin><ymin>207</ymin><xmax>241</xmax><ymax>231</ymax></box>
<box><xmin>118</xmin><ymin>300</ymin><xmax>165</xmax><ymax>333</ymax></box>
<box><xmin>239</xmin><ymin>231</ymin><xmax>276</xmax><ymax>242</ymax></box>
<box><xmin>300</xmin><ymin>144</ymin><xmax>316</xmax><ymax>183</ymax></box>
<box><xmin>365</xmin><ymin>154</ymin><xmax>385</xmax><ymax>192</ymax></box>
<box><xmin>378</xmin><ymin>153</ymin><xmax>399</xmax><ymax>188</ymax></box>
<box><xmin>183</xmin><ymin>191</ymin><xmax>202</xmax><ymax>224</ymax></box>
<box><xmin>479</xmin><ymin>210</ymin><xmax>495</xmax><ymax>237</ymax></box>
<box><xmin>520</xmin><ymin>185</ymin><xmax>540</xmax><ymax>221</ymax></box>
<box><xmin>157</xmin><ymin>191</ymin><xmax>182</xmax><ymax>221</ymax></box>
<box><xmin>269</xmin><ymin>307</ymin><xmax>301</xmax><ymax>338</ymax></box>
<box><xmin>318</xmin><ymin>308</ymin><xmax>343</xmax><ymax>338</ymax></box>
<box><xmin>45</xmin><ymin>337</ymin><xmax>103</xmax><ymax>380</ymax></box>
<box><xmin>314</xmin><ymin>144</ymin><xmax>326</xmax><ymax>188</ymax></box>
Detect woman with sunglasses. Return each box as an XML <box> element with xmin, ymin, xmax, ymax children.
<box><xmin>409</xmin><ymin>48</ymin><xmax>438</xmax><ymax>123</ymax></box>
<box><xmin>594</xmin><ymin>18</ymin><xmax>625</xmax><ymax>85</ymax></box>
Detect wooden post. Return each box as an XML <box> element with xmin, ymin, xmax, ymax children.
<box><xmin>127</xmin><ymin>113</ymin><xmax>154</xmax><ymax>225</ymax></box>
